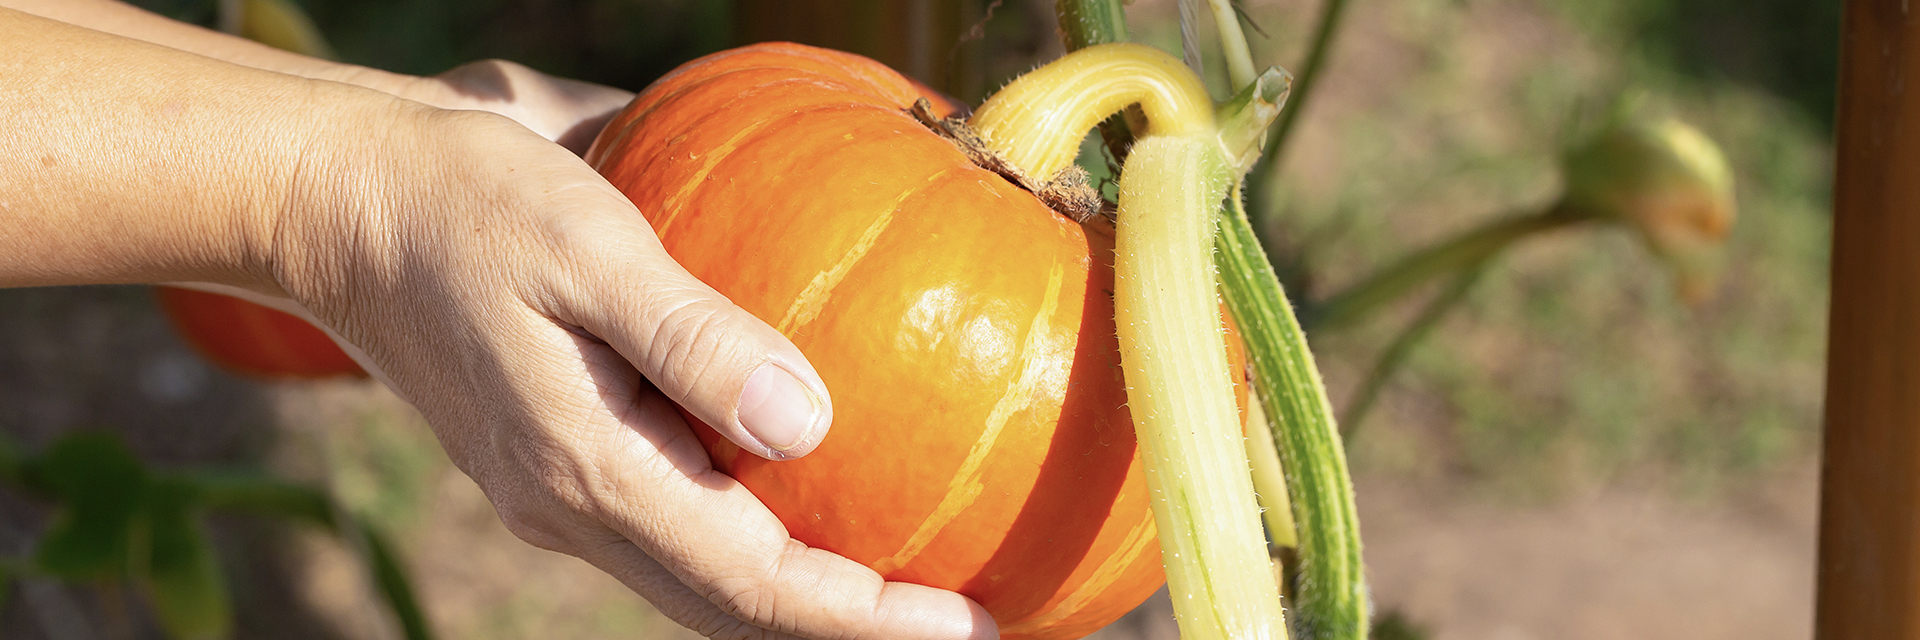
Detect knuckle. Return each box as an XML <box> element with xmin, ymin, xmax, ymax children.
<box><xmin>511</xmin><ymin>441</ymin><xmax>600</xmax><ymax>513</ymax></box>
<box><xmin>717</xmin><ymin>579</ymin><xmax>777</xmax><ymax>628</ymax></box>
<box><xmin>646</xmin><ymin>296</ymin><xmax>739</xmax><ymax>387</ymax></box>
<box><xmin>689</xmin><ymin>610</ymin><xmax>774</xmax><ymax>640</ymax></box>
<box><xmin>494</xmin><ymin>501</ymin><xmax>569</xmax><ymax>551</ymax></box>
<box><xmin>705</xmin><ymin>542</ymin><xmax>843</xmax><ymax>638</ymax></box>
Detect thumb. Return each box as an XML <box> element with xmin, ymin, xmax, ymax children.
<box><xmin>557</xmin><ymin>213</ymin><xmax>833</xmax><ymax>461</ymax></box>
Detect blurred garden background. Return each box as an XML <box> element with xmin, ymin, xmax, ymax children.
<box><xmin>0</xmin><ymin>0</ymin><xmax>1837</xmax><ymax>638</ymax></box>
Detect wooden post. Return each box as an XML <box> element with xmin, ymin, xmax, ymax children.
<box><xmin>1817</xmin><ymin>2</ymin><xmax>1920</xmax><ymax>637</ymax></box>
<box><xmin>732</xmin><ymin>0</ymin><xmax>982</xmax><ymax>101</ymax></box>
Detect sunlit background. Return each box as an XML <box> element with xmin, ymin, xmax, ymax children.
<box><xmin>0</xmin><ymin>1</ymin><xmax>1836</xmax><ymax>638</ymax></box>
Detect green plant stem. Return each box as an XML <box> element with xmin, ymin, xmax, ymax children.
<box><xmin>1251</xmin><ymin>0</ymin><xmax>1352</xmax><ymax>193</ymax></box>
<box><xmin>1308</xmin><ymin>205</ymin><xmax>1590</xmax><ymax>332</ymax></box>
<box><xmin>1242</xmin><ymin>393</ymin><xmax>1298</xmax><ymax>549</ymax></box>
<box><xmin>354</xmin><ymin>520</ymin><xmax>433</xmax><ymax>640</ymax></box>
<box><xmin>1218</xmin><ymin>192</ymin><xmax>1367</xmax><ymax>639</ymax></box>
<box><xmin>1205</xmin><ymin>0</ymin><xmax>1259</xmax><ymax>90</ymax></box>
<box><xmin>1057</xmin><ymin>0</ymin><xmax>1128</xmax><ymax>49</ymax></box>
<box><xmin>180</xmin><ymin>470</ymin><xmax>432</xmax><ymax>640</ymax></box>
<box><xmin>1340</xmin><ymin>260</ymin><xmax>1490</xmax><ymax>439</ymax></box>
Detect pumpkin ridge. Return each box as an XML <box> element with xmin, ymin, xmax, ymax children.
<box><xmin>683</xmin><ymin>42</ymin><xmax>926</xmax><ymax>106</ymax></box>
<box><xmin>649</xmin><ymin>100</ymin><xmax>927</xmax><ymax>239</ymax></box>
<box><xmin>611</xmin><ymin>74</ymin><xmax>912</xmax><ymax>200</ymax></box>
<box><xmin>591</xmin><ymin>60</ymin><xmax>912</xmax><ymax>170</ymax></box>
<box><xmin>869</xmin><ymin>262</ymin><xmax>1067</xmax><ymax>576</ymax></box>
<box><xmin>775</xmin><ymin>165</ymin><xmax>965</xmax><ymax>334</ymax></box>
<box><xmin>1000</xmin><ymin>514</ymin><xmax>1159</xmax><ymax>634</ymax></box>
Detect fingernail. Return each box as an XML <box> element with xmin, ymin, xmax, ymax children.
<box><xmin>738</xmin><ymin>363</ymin><xmax>823</xmax><ymax>452</ymax></box>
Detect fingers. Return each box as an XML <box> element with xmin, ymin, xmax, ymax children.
<box><xmin>536</xmin><ymin>198</ymin><xmax>834</xmax><ymax>461</ymax></box>
<box><xmin>491</xmin><ymin>320</ymin><xmax>992</xmax><ymax>640</ymax></box>
<box><xmin>574</xmin><ymin>537</ymin><xmax>812</xmax><ymax>640</ymax></box>
<box><xmin>579</xmin><ymin>535</ymin><xmax>999</xmax><ymax>640</ymax></box>
<box><xmin>568</xmin><ymin>376</ymin><xmax>993</xmax><ymax>640</ymax></box>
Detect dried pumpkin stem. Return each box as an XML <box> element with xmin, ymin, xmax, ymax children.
<box><xmin>973</xmin><ymin>43</ymin><xmax>1288</xmax><ymax>640</ymax></box>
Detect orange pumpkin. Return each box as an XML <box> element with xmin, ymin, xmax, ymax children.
<box><xmin>154</xmin><ymin>286</ymin><xmax>364</xmax><ymax>379</ymax></box>
<box><xmin>587</xmin><ymin>42</ymin><xmax>1244</xmax><ymax>639</ymax></box>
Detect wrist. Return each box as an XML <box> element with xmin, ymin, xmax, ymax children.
<box><xmin>256</xmin><ymin>79</ymin><xmax>438</xmax><ymax>305</ymax></box>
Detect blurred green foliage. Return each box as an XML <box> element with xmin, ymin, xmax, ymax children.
<box><xmin>2</xmin><ymin>431</ymin><xmax>431</xmax><ymax>640</ymax></box>
<box><xmin>133</xmin><ymin>0</ymin><xmax>732</xmax><ymax>91</ymax></box>
<box><xmin>1555</xmin><ymin>0</ymin><xmax>1841</xmax><ymax>127</ymax></box>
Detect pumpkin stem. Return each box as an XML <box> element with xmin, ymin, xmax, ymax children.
<box><xmin>907</xmin><ymin>99</ymin><xmax>1108</xmax><ymax>223</ymax></box>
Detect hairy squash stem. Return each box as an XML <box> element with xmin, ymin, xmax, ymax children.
<box><xmin>973</xmin><ymin>45</ymin><xmax>1214</xmax><ymax>179</ymax></box>
<box><xmin>1053</xmin><ymin>0</ymin><xmax>1143</xmax><ymax>164</ymax></box>
<box><xmin>1216</xmin><ymin>194</ymin><xmax>1366</xmax><ymax>638</ymax></box>
<box><xmin>1206</xmin><ymin>9</ymin><xmax>1370</xmax><ymax>636</ymax></box>
<box><xmin>1190</xmin><ymin>4</ymin><xmax>1371</xmax><ymax>635</ymax></box>
<box><xmin>974</xmin><ymin>44</ymin><xmax>1287</xmax><ymax>639</ymax></box>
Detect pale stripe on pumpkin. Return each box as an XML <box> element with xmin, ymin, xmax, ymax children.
<box><xmin>777</xmin><ymin>167</ymin><xmax>958</xmax><ymax>334</ymax></box>
<box><xmin>870</xmin><ymin>263</ymin><xmax>1066</xmax><ymax>575</ymax></box>
<box><xmin>652</xmin><ymin>100</ymin><xmax>886</xmax><ymax>239</ymax></box>
<box><xmin>999</xmin><ymin>513</ymin><xmax>1159</xmax><ymax>634</ymax></box>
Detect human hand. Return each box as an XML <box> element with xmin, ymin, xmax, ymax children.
<box><xmin>0</xmin><ymin>7</ymin><xmax>991</xmax><ymax>634</ymax></box>
<box><xmin>267</xmin><ymin>86</ymin><xmax>997</xmax><ymax>639</ymax></box>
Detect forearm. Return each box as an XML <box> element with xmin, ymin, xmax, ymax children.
<box><xmin>0</xmin><ymin>0</ymin><xmax>423</xmax><ymax>96</ymax></box>
<box><xmin>6</xmin><ymin>0</ymin><xmax>634</xmax><ymax>154</ymax></box>
<box><xmin>0</xmin><ymin>8</ymin><xmax>392</xmax><ymax>292</ymax></box>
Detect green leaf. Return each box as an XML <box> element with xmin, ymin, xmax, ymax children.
<box><xmin>186</xmin><ymin>469</ymin><xmax>336</xmax><ymax>529</ymax></box>
<box><xmin>30</xmin><ymin>432</ymin><xmax>147</xmax><ymax>580</ymax></box>
<box><xmin>0</xmin><ymin>432</ymin><xmax>25</xmax><ymax>487</ymax></box>
<box><xmin>139</xmin><ymin>479</ymin><xmax>233</xmax><ymax>640</ymax></box>
<box><xmin>0</xmin><ymin>555</ymin><xmax>21</xmax><ymax>611</ymax></box>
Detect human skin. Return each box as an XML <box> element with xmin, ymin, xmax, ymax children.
<box><xmin>0</xmin><ymin>6</ymin><xmax>997</xmax><ymax>640</ymax></box>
